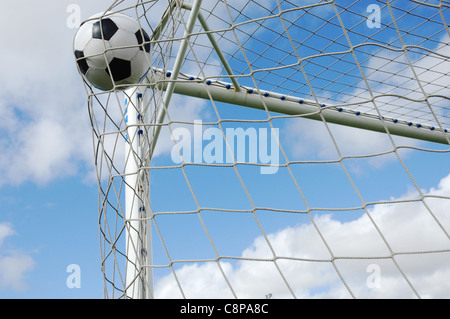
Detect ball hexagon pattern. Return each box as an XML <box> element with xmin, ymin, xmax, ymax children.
<box><xmin>74</xmin><ymin>12</ymin><xmax>151</xmax><ymax>91</ymax></box>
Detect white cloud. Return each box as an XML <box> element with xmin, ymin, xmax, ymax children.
<box><xmin>0</xmin><ymin>223</ymin><xmax>15</xmax><ymax>246</ymax></box>
<box><xmin>0</xmin><ymin>254</ymin><xmax>36</xmax><ymax>292</ymax></box>
<box><xmin>0</xmin><ymin>1</ymin><xmax>109</xmax><ymax>186</ymax></box>
<box><xmin>0</xmin><ymin>223</ymin><xmax>35</xmax><ymax>292</ymax></box>
<box><xmin>154</xmin><ymin>173</ymin><xmax>450</xmax><ymax>299</ymax></box>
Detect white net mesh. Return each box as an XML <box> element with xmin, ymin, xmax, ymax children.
<box><xmin>76</xmin><ymin>0</ymin><xmax>450</xmax><ymax>298</ymax></box>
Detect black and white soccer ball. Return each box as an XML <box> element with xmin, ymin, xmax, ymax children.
<box><xmin>74</xmin><ymin>12</ymin><xmax>151</xmax><ymax>91</ymax></box>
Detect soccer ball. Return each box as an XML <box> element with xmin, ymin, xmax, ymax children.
<box><xmin>74</xmin><ymin>12</ymin><xmax>151</xmax><ymax>91</ymax></box>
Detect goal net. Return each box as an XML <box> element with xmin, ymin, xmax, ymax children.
<box><xmin>76</xmin><ymin>0</ymin><xmax>450</xmax><ymax>299</ymax></box>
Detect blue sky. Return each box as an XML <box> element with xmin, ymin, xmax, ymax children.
<box><xmin>0</xmin><ymin>179</ymin><xmax>101</xmax><ymax>298</ymax></box>
<box><xmin>0</xmin><ymin>0</ymin><xmax>109</xmax><ymax>299</ymax></box>
<box><xmin>0</xmin><ymin>0</ymin><xmax>449</xmax><ymax>299</ymax></box>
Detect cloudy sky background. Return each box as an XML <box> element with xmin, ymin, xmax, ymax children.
<box><xmin>0</xmin><ymin>0</ymin><xmax>449</xmax><ymax>299</ymax></box>
<box><xmin>0</xmin><ymin>0</ymin><xmax>109</xmax><ymax>298</ymax></box>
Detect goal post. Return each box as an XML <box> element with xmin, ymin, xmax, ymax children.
<box><xmin>123</xmin><ymin>85</ymin><xmax>152</xmax><ymax>298</ymax></box>
<box><xmin>146</xmin><ymin>69</ymin><xmax>450</xmax><ymax>145</ymax></box>
<box><xmin>77</xmin><ymin>0</ymin><xmax>450</xmax><ymax>299</ymax></box>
